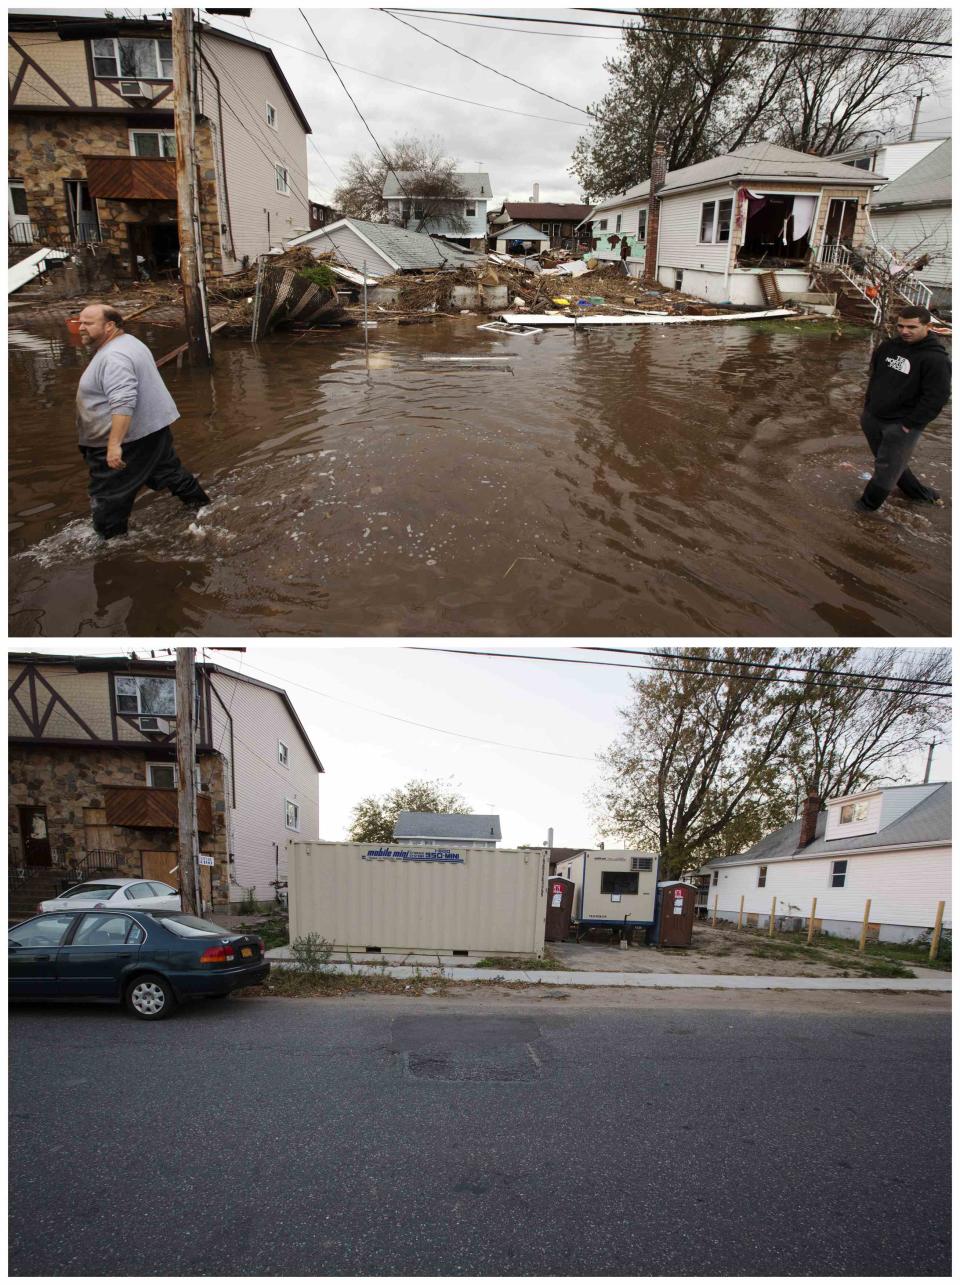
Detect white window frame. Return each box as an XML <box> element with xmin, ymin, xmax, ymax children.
<box><xmin>129</xmin><ymin>129</ymin><xmax>176</xmax><ymax>160</ymax></box>
<box><xmin>757</xmin><ymin>865</ymin><xmax>767</xmax><ymax>888</ymax></box>
<box><xmin>146</xmin><ymin>762</ymin><xmax>177</xmax><ymax>790</ymax></box>
<box><xmin>266</xmin><ymin>100</ymin><xmax>278</xmax><ymax>129</ymax></box>
<box><xmin>597</xmin><ymin>218</ymin><xmax>608</xmax><ymax>231</ymax></box>
<box><xmin>615</xmin><ymin>214</ymin><xmax>622</xmax><ymax>232</ymax></box>
<box><xmin>278</xmin><ymin>741</ymin><xmax>289</xmax><ymax>767</ymax></box>
<box><xmin>839</xmin><ymin>800</ymin><xmax>869</xmax><ymax>824</ymax></box>
<box><xmin>91</xmin><ymin>36</ymin><xmax>173</xmax><ymax>80</ymax></box>
<box><xmin>465</xmin><ymin>203</ymin><xmax>476</xmax><ymax>218</ymax></box>
<box><xmin>115</xmin><ymin>675</ymin><xmax>176</xmax><ymax>725</ymax></box>
<box><xmin>637</xmin><ymin>208</ymin><xmax>648</xmax><ymax>240</ymax></box>
<box><xmin>285</xmin><ymin>798</ymin><xmax>300</xmax><ymax>832</ymax></box>
<box><xmin>275</xmin><ymin>164</ymin><xmax>290</xmax><ymax>196</ymax></box>
<box><xmin>699</xmin><ymin>197</ymin><xmax>734</xmax><ymax>245</ymax></box>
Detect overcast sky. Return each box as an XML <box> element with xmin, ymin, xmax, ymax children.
<box><xmin>19</xmin><ymin>644</ymin><xmax>953</xmax><ymax>848</ymax></box>
<box><xmin>22</xmin><ymin>4</ymin><xmax>951</xmax><ymax>205</ymax></box>
<box><xmin>206</xmin><ymin>4</ymin><xmax>953</xmax><ymax>206</ymax></box>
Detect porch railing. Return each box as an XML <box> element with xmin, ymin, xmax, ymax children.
<box><xmin>9</xmin><ymin>220</ymin><xmax>102</xmax><ymax>249</ymax></box>
<box><xmin>868</xmin><ymin>238</ymin><xmax>934</xmax><ymax>312</ymax></box>
<box><xmin>816</xmin><ymin>241</ymin><xmax>881</xmax><ymax>325</ymax></box>
<box><xmin>818</xmin><ymin>237</ymin><xmax>934</xmax><ymax>318</ymax></box>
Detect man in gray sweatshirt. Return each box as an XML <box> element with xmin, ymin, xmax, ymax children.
<box><xmin>76</xmin><ymin>303</ymin><xmax>209</xmax><ymax>538</ymax></box>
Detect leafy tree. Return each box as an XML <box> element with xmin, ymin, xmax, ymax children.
<box><xmin>570</xmin><ymin>8</ymin><xmax>949</xmax><ymax>200</ymax></box>
<box><xmin>593</xmin><ymin>648</ymin><xmax>949</xmax><ymax>876</ymax></box>
<box><xmin>347</xmin><ymin>778</ymin><xmax>470</xmax><ymax>843</ymax></box>
<box><xmin>333</xmin><ymin>135</ymin><xmax>467</xmax><ymax>232</ymax></box>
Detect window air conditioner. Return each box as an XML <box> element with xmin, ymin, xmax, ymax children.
<box><xmin>119</xmin><ymin>80</ymin><xmax>154</xmax><ymax>100</ymax></box>
<box><xmin>139</xmin><ymin>716</ymin><xmax>172</xmax><ymax>734</ymax></box>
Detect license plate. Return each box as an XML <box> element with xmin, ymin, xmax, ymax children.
<box><xmin>241</xmin><ymin>946</ymin><xmax>253</xmax><ymax>958</ymax></box>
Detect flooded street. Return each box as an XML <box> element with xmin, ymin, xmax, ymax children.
<box><xmin>8</xmin><ymin>317</ymin><xmax>950</xmax><ymax>636</ymax></box>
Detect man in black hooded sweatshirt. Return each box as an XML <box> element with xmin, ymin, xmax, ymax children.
<box><xmin>857</xmin><ymin>305</ymin><xmax>951</xmax><ymax>511</ymax></box>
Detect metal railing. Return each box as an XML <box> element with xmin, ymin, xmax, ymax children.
<box><xmin>818</xmin><ymin>237</ymin><xmax>934</xmax><ymax>318</ymax></box>
<box><xmin>9</xmin><ymin>220</ymin><xmax>102</xmax><ymax>249</ymax></box>
<box><xmin>869</xmin><ymin>239</ymin><xmax>934</xmax><ymax>311</ymax></box>
<box><xmin>815</xmin><ymin>241</ymin><xmax>881</xmax><ymax>325</ymax></box>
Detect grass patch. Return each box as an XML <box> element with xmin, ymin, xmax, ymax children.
<box><xmin>474</xmin><ymin>955</ymin><xmax>568</xmax><ymax>971</ymax></box>
<box><xmin>748</xmin><ymin>942</ymin><xmax>815</xmax><ymax>962</ymax></box>
<box><xmin>239</xmin><ymin>911</ymin><xmax>288</xmax><ymax>951</ymax></box>
<box><xmin>780</xmin><ymin>930</ymin><xmax>950</xmax><ymax>973</ymax></box>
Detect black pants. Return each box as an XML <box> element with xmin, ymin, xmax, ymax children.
<box><xmin>81</xmin><ymin>426</ymin><xmax>209</xmax><ymax>538</ymax></box>
<box><xmin>858</xmin><ymin>410</ymin><xmax>938</xmax><ymax>510</ymax></box>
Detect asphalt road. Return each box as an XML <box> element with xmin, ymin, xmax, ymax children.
<box><xmin>9</xmin><ymin>991</ymin><xmax>951</xmax><ymax>1276</ymax></box>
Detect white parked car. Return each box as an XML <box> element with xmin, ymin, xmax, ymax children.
<box><xmin>38</xmin><ymin>878</ymin><xmax>181</xmax><ymax>915</ymax></box>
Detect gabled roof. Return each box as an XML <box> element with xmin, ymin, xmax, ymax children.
<box><xmin>288</xmin><ymin>217</ymin><xmax>480</xmax><ymax>271</ymax></box>
<box><xmin>393</xmin><ymin>811</ymin><xmax>502</xmax><ymax>842</ymax></box>
<box><xmin>501</xmin><ymin>202</ymin><xmax>592</xmax><ymax>221</ymax></box>
<box><xmin>496</xmin><ymin>223</ymin><xmax>552</xmax><ymax>241</ymax></box>
<box><xmin>871</xmin><ymin>138</ymin><xmax>951</xmax><ymax>209</ymax></box>
<box><xmin>7</xmin><ymin>13</ymin><xmax>312</xmax><ymax>134</ymax></box>
<box><xmin>383</xmin><ymin>171</ymin><xmax>491</xmax><ymax>199</ymax></box>
<box><xmin>591</xmin><ymin>141</ymin><xmax>887</xmax><ymax>214</ymax></box>
<box><xmin>8</xmin><ymin>653</ymin><xmax>324</xmax><ymax>773</ymax></box>
<box><xmin>701</xmin><ymin>782</ymin><xmax>950</xmax><ymax>869</ymax></box>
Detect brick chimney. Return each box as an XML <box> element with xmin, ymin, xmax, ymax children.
<box><xmin>798</xmin><ymin>790</ymin><xmax>822</xmax><ymax>848</ymax></box>
<box><xmin>642</xmin><ymin>129</ymin><xmax>669</xmax><ymax>283</ymax></box>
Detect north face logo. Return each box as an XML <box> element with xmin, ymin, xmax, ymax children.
<box><xmin>885</xmin><ymin>355</ymin><xmax>911</xmax><ymax>375</ymax></box>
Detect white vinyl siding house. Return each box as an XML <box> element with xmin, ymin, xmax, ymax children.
<box><xmin>209</xmin><ymin>672</ymin><xmax>321</xmax><ymax>905</ymax></box>
<box><xmin>197</xmin><ymin>29</ymin><xmax>310</xmax><ymax>269</ymax></box>
<box><xmin>871</xmin><ymin>209</ymin><xmax>952</xmax><ymax>290</ymax></box>
<box><xmin>700</xmin><ymin>783</ymin><xmax>950</xmax><ymax>943</ymax></box>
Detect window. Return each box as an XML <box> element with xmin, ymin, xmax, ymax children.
<box><xmin>9</xmin><ymin>914</ymin><xmax>76</xmax><ymax>948</ymax></box>
<box><xmin>92</xmin><ymin>36</ymin><xmax>173</xmax><ymax>80</ymax></box>
<box><xmin>72</xmin><ymin>914</ymin><xmax>136</xmax><ymax>946</ymax></box>
<box><xmin>600</xmin><ymin>871</ymin><xmax>639</xmax><ymax>896</ymax></box>
<box><xmin>597</xmin><ymin>219</ymin><xmax>607</xmax><ymax>231</ymax></box>
<box><xmin>146</xmin><ymin>763</ymin><xmax>176</xmax><ymax>789</ymax></box>
<box><xmin>552</xmin><ymin>222</ymin><xmax>561</xmax><ymax>235</ymax></box>
<box><xmin>266</xmin><ymin>101</ymin><xmax>277</xmax><ymax>128</ymax></box>
<box><xmin>831</xmin><ymin>860</ymin><xmax>848</xmax><ymax>888</ymax></box>
<box><xmin>851</xmin><ymin>156</ymin><xmax>872</xmax><ymax>171</ymax></box>
<box><xmin>130</xmin><ymin>130</ymin><xmax>176</xmax><ymax>159</ymax></box>
<box><xmin>278</xmin><ymin>741</ymin><xmax>289</xmax><ymax>767</ymax></box>
<box><xmin>699</xmin><ymin>202</ymin><xmax>716</xmax><ymax>242</ymax></box>
<box><xmin>716</xmin><ymin>198</ymin><xmax>733</xmax><ymax>242</ymax></box>
<box><xmin>115</xmin><ymin>675</ymin><xmax>176</xmax><ymax>718</ymax></box>
<box><xmin>154</xmin><ymin>914</ymin><xmax>226</xmax><ymax>937</ymax></box>
<box><xmin>637</xmin><ymin>209</ymin><xmax>647</xmax><ymax>240</ymax></box>
<box><xmin>615</xmin><ymin>214</ymin><xmax>622</xmax><ymax>232</ymax></box>
<box><xmin>712</xmin><ymin>870</ymin><xmax>718</xmax><ymax>886</ymax></box>
<box><xmin>285</xmin><ymin>799</ymin><xmax>300</xmax><ymax>831</ymax></box>
<box><xmin>59</xmin><ymin>883</ymin><xmax>119</xmax><ymax>900</ymax></box>
<box><xmin>839</xmin><ymin>800</ymin><xmax>869</xmax><ymax>824</ymax></box>
<box><xmin>758</xmin><ymin>865</ymin><xmax>767</xmax><ymax>888</ymax></box>
<box><xmin>675</xmin><ymin>269</ymin><xmax>684</xmax><ymax>291</ymax></box>
<box><xmin>699</xmin><ymin>199</ymin><xmax>733</xmax><ymax>244</ymax></box>
<box><xmin>124</xmin><ymin>882</ymin><xmax>158</xmax><ymax>900</ymax></box>
<box><xmin>465</xmin><ymin>204</ymin><xmax>476</xmax><ymax>217</ymax></box>
<box><xmin>148</xmin><ymin>883</ymin><xmax>177</xmax><ymax>897</ymax></box>
<box><xmin>9</xmin><ymin>180</ymin><xmax>29</xmax><ymax>217</ymax></box>
<box><xmin>275</xmin><ymin>165</ymin><xmax>289</xmax><ymax>195</ymax></box>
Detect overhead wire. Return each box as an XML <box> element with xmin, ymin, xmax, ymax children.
<box><xmin>595</xmin><ymin>8</ymin><xmax>953</xmax><ymax>49</ymax></box>
<box><xmin>298</xmin><ymin>7</ymin><xmax>449</xmax><ymax>266</ymax></box>
<box><xmin>380</xmin><ymin>9</ymin><xmax>595</xmax><ymax>116</ymax></box>
<box><xmin>581</xmin><ymin>647</ymin><xmax>952</xmax><ymax>688</ymax></box>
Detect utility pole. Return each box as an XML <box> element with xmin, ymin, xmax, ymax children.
<box><xmin>909</xmin><ymin>91</ymin><xmax>925</xmax><ymax>141</ymax></box>
<box><xmin>172</xmin><ymin>8</ymin><xmax>211</xmax><ymax>365</ymax></box>
<box><xmin>175</xmin><ymin>647</ymin><xmax>201</xmax><ymax>916</ymax></box>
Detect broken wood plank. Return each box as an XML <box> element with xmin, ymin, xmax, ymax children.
<box><xmin>155</xmin><ymin>320</ymin><xmax>228</xmax><ymax>368</ymax></box>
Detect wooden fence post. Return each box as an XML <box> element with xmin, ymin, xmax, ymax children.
<box><xmin>769</xmin><ymin>896</ymin><xmax>777</xmax><ymax>937</ymax></box>
<box><xmin>712</xmin><ymin>895</ymin><xmax>718</xmax><ymax>927</ymax></box>
<box><xmin>858</xmin><ymin>899</ymin><xmax>872</xmax><ymax>952</ymax></box>
<box><xmin>930</xmin><ymin>901</ymin><xmax>945</xmax><ymax>962</ymax></box>
<box><xmin>807</xmin><ymin>897</ymin><xmax>817</xmax><ymax>945</ymax></box>
<box><xmin>737</xmin><ymin>895</ymin><xmax>744</xmax><ymax>930</ymax></box>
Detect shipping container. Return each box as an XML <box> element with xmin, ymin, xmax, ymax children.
<box><xmin>555</xmin><ymin>849</ymin><xmax>660</xmax><ymax>934</ymax></box>
<box><xmin>288</xmin><ymin>840</ymin><xmax>547</xmax><ymax>956</ymax></box>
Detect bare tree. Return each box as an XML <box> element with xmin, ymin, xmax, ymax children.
<box><xmin>334</xmin><ymin>135</ymin><xmax>467</xmax><ymax>232</ymax></box>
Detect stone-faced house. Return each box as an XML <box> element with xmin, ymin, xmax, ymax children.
<box><xmin>578</xmin><ymin>141</ymin><xmax>886</xmax><ymax>307</ymax></box>
<box><xmin>8</xmin><ymin>12</ymin><xmax>312</xmax><ymax>279</ymax></box>
<box><xmin>9</xmin><ymin>654</ymin><xmax>323</xmax><ymax>917</ymax></box>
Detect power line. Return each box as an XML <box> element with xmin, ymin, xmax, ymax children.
<box><xmin>582</xmin><ymin>647</ymin><xmax>952</xmax><ymax>688</ymax></box>
<box><xmin>381</xmin><ymin>9</ymin><xmax>595</xmax><ymax>116</ymax></box>
<box><xmin>210</xmin><ymin>15</ymin><xmax>588</xmax><ymax>124</ymax></box>
<box><xmin>217</xmin><ymin>658</ymin><xmax>600</xmax><ymax>763</ymax></box>
<box><xmin>394</xmin><ymin>9</ymin><xmax>952</xmax><ymax>59</ymax></box>
<box><xmin>298</xmin><ymin>8</ymin><xmax>449</xmax><ymax>266</ymax></box>
<box><xmin>597</xmin><ymin>8</ymin><xmax>953</xmax><ymax>50</ymax></box>
<box><xmin>411</xmin><ymin>648</ymin><xmax>952</xmax><ymax>699</ymax></box>
<box><xmin>388</xmin><ymin>11</ymin><xmax>623</xmax><ymax>41</ymax></box>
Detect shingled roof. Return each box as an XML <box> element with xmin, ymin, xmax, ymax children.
<box><xmin>393</xmin><ymin>812</ymin><xmax>502</xmax><ymax>842</ymax></box>
<box><xmin>871</xmin><ymin>138</ymin><xmax>951</xmax><ymax>209</ymax></box>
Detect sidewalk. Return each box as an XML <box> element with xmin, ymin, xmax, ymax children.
<box><xmin>264</xmin><ymin>951</ymin><xmax>951</xmax><ymax>992</ymax></box>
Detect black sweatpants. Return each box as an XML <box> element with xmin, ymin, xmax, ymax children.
<box><xmin>858</xmin><ymin>410</ymin><xmax>939</xmax><ymax>510</ymax></box>
<box><xmin>81</xmin><ymin>426</ymin><xmax>209</xmax><ymax>538</ymax></box>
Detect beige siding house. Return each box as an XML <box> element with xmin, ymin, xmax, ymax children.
<box><xmin>699</xmin><ymin>783</ymin><xmax>950</xmax><ymax>943</ymax></box>
<box><xmin>9</xmin><ymin>655</ymin><xmax>323</xmax><ymax>917</ymax></box>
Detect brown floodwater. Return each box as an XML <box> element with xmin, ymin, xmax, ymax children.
<box><xmin>8</xmin><ymin>317</ymin><xmax>951</xmax><ymax>637</ymax></box>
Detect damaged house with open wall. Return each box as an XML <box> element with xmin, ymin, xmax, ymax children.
<box><xmin>8</xmin><ymin>12</ymin><xmax>311</xmax><ymax>282</ymax></box>
<box><xmin>578</xmin><ymin>141</ymin><xmax>886</xmax><ymax>308</ymax></box>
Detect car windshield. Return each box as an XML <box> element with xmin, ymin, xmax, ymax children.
<box><xmin>153</xmin><ymin>914</ymin><xmax>232</xmax><ymax>937</ymax></box>
<box><xmin>59</xmin><ymin>884</ymin><xmax>120</xmax><ymax>899</ymax></box>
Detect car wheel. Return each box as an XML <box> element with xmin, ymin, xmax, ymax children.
<box><xmin>125</xmin><ymin>974</ymin><xmax>176</xmax><ymax>1020</ymax></box>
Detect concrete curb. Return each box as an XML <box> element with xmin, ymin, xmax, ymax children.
<box><xmin>264</xmin><ymin>955</ymin><xmax>951</xmax><ymax>992</ymax></box>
